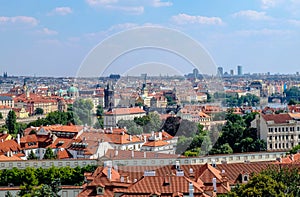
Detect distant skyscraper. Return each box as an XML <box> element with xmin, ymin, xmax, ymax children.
<box><xmin>230</xmin><ymin>69</ymin><xmax>234</xmax><ymax>76</ymax></box>
<box><xmin>193</xmin><ymin>68</ymin><xmax>199</xmax><ymax>79</ymax></box>
<box><xmin>237</xmin><ymin>65</ymin><xmax>242</xmax><ymax>76</ymax></box>
<box><xmin>217</xmin><ymin>67</ymin><xmax>223</xmax><ymax>76</ymax></box>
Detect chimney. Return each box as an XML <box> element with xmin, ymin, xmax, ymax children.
<box><xmin>290</xmin><ymin>154</ymin><xmax>294</xmax><ymax>161</ymax></box>
<box><xmin>17</xmin><ymin>134</ymin><xmax>20</xmax><ymax>145</ymax></box>
<box><xmin>131</xmin><ymin>150</ymin><xmax>134</xmax><ymax>158</ymax></box>
<box><xmin>114</xmin><ymin>165</ymin><xmax>118</xmax><ymax>172</ymax></box>
<box><xmin>212</xmin><ymin>178</ymin><xmax>217</xmax><ymax>192</ymax></box>
<box><xmin>144</xmin><ymin>136</ymin><xmax>147</xmax><ymax>143</ymax></box>
<box><xmin>107</xmin><ymin>166</ymin><xmax>112</xmax><ymax>180</ymax></box>
<box><xmin>212</xmin><ymin>159</ymin><xmax>216</xmax><ymax>168</ymax></box>
<box><xmin>189</xmin><ymin>182</ymin><xmax>194</xmax><ymax>197</ymax></box>
<box><xmin>189</xmin><ymin>168</ymin><xmax>195</xmax><ymax>178</ymax></box>
<box><xmin>158</xmin><ymin>132</ymin><xmax>162</xmax><ymax>140</ymax></box>
<box><xmin>115</xmin><ymin>150</ymin><xmax>118</xmax><ymax>157</ymax></box>
<box><xmin>144</xmin><ymin>152</ymin><xmax>146</xmax><ymax>158</ymax></box>
<box><xmin>129</xmin><ymin>135</ymin><xmax>132</xmax><ymax>141</ymax></box>
<box><xmin>175</xmin><ymin>160</ymin><xmax>180</xmax><ymax>170</ymax></box>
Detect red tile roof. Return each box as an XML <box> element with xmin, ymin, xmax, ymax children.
<box><xmin>261</xmin><ymin>113</ymin><xmax>292</xmax><ymax>124</ymax></box>
<box><xmin>143</xmin><ymin>140</ymin><xmax>169</xmax><ymax>147</ymax></box>
<box><xmin>105</xmin><ymin>107</ymin><xmax>145</xmax><ymax>115</ymax></box>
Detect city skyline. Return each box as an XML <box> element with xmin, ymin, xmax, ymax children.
<box><xmin>1</xmin><ymin>0</ymin><xmax>300</xmax><ymax>77</ymax></box>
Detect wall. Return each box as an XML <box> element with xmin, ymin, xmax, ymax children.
<box><xmin>108</xmin><ymin>151</ymin><xmax>286</xmax><ymax>166</ymax></box>
<box><xmin>0</xmin><ymin>159</ymin><xmax>97</xmax><ymax>170</ymax></box>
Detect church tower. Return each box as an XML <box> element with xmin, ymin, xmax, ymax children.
<box><xmin>104</xmin><ymin>82</ymin><xmax>114</xmax><ymax>109</ymax></box>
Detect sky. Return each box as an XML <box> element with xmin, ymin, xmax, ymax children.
<box><xmin>1</xmin><ymin>0</ymin><xmax>300</xmax><ymax>77</ymax></box>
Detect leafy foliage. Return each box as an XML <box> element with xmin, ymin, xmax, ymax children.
<box><xmin>217</xmin><ymin>92</ymin><xmax>260</xmax><ymax>107</ymax></box>
<box><xmin>72</xmin><ymin>99</ymin><xmax>94</xmax><ymax>126</ymax></box>
<box><xmin>118</xmin><ymin>119</ymin><xmax>143</xmax><ymax>135</ymax></box>
<box><xmin>229</xmin><ymin>166</ymin><xmax>300</xmax><ymax>197</ymax></box>
<box><xmin>209</xmin><ymin>110</ymin><xmax>266</xmax><ymax>154</ymax></box>
<box><xmin>43</xmin><ymin>148</ymin><xmax>56</xmax><ymax>160</ymax></box>
<box><xmin>289</xmin><ymin>144</ymin><xmax>300</xmax><ymax>154</ymax></box>
<box><xmin>27</xmin><ymin>111</ymin><xmax>79</xmax><ymax>128</ymax></box>
<box><xmin>94</xmin><ymin>105</ymin><xmax>104</xmax><ymax>129</ymax></box>
<box><xmin>6</xmin><ymin>110</ymin><xmax>17</xmax><ymax>134</ymax></box>
<box><xmin>0</xmin><ymin>165</ymin><xmax>96</xmax><ymax>187</ymax></box>
<box><xmin>34</xmin><ymin>108</ymin><xmax>44</xmax><ymax>115</ymax></box>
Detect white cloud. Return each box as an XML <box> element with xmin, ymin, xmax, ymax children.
<box><xmin>86</xmin><ymin>0</ymin><xmax>118</xmax><ymax>6</ymax></box>
<box><xmin>236</xmin><ymin>28</ymin><xmax>291</xmax><ymax>36</ymax></box>
<box><xmin>105</xmin><ymin>5</ymin><xmax>144</xmax><ymax>15</ymax></box>
<box><xmin>232</xmin><ymin>10</ymin><xmax>272</xmax><ymax>20</ymax></box>
<box><xmin>151</xmin><ymin>0</ymin><xmax>173</xmax><ymax>7</ymax></box>
<box><xmin>85</xmin><ymin>22</ymin><xmax>138</xmax><ymax>39</ymax></box>
<box><xmin>261</xmin><ymin>0</ymin><xmax>282</xmax><ymax>9</ymax></box>
<box><xmin>288</xmin><ymin>19</ymin><xmax>300</xmax><ymax>26</ymax></box>
<box><xmin>0</xmin><ymin>16</ymin><xmax>38</xmax><ymax>26</ymax></box>
<box><xmin>38</xmin><ymin>28</ymin><xmax>58</xmax><ymax>35</ymax></box>
<box><xmin>49</xmin><ymin>7</ymin><xmax>73</xmax><ymax>16</ymax></box>
<box><xmin>172</xmin><ymin>13</ymin><xmax>224</xmax><ymax>25</ymax></box>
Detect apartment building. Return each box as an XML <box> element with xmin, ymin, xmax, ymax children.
<box><xmin>251</xmin><ymin>113</ymin><xmax>300</xmax><ymax>151</ymax></box>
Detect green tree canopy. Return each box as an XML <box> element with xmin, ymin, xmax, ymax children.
<box><xmin>6</xmin><ymin>110</ymin><xmax>17</xmax><ymax>134</ymax></box>
<box><xmin>34</xmin><ymin>108</ymin><xmax>44</xmax><ymax>115</ymax></box>
<box><xmin>43</xmin><ymin>148</ymin><xmax>56</xmax><ymax>160</ymax></box>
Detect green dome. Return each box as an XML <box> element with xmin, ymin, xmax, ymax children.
<box><xmin>68</xmin><ymin>86</ymin><xmax>78</xmax><ymax>93</ymax></box>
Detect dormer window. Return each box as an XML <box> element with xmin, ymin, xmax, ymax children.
<box><xmin>242</xmin><ymin>173</ymin><xmax>249</xmax><ymax>183</ymax></box>
<box><xmin>96</xmin><ymin>186</ymin><xmax>104</xmax><ymax>195</ymax></box>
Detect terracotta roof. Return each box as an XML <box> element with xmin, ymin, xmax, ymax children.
<box><xmin>275</xmin><ymin>153</ymin><xmax>300</xmax><ymax>164</ymax></box>
<box><xmin>0</xmin><ymin>140</ymin><xmax>21</xmax><ymax>153</ymax></box>
<box><xmin>123</xmin><ymin>176</ymin><xmax>205</xmax><ymax>196</ymax></box>
<box><xmin>47</xmin><ymin>125</ymin><xmax>83</xmax><ymax>133</ymax></box>
<box><xmin>0</xmin><ymin>133</ymin><xmax>10</xmax><ymax>141</ymax></box>
<box><xmin>48</xmin><ymin>137</ymin><xmax>73</xmax><ymax>149</ymax></box>
<box><xmin>0</xmin><ymin>154</ymin><xmax>22</xmax><ymax>161</ymax></box>
<box><xmin>143</xmin><ymin>140</ymin><xmax>169</xmax><ymax>147</ymax></box>
<box><xmin>261</xmin><ymin>113</ymin><xmax>293</xmax><ymax>124</ymax></box>
<box><xmin>105</xmin><ymin>107</ymin><xmax>146</xmax><ymax>115</ymax></box>
<box><xmin>57</xmin><ymin>149</ymin><xmax>73</xmax><ymax>159</ymax></box>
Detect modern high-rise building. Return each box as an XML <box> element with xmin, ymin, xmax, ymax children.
<box><xmin>193</xmin><ymin>68</ymin><xmax>199</xmax><ymax>79</ymax></box>
<box><xmin>217</xmin><ymin>67</ymin><xmax>223</xmax><ymax>76</ymax></box>
<box><xmin>230</xmin><ymin>69</ymin><xmax>234</xmax><ymax>76</ymax></box>
<box><xmin>237</xmin><ymin>65</ymin><xmax>243</xmax><ymax>76</ymax></box>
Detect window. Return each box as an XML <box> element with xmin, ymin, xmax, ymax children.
<box><xmin>96</xmin><ymin>187</ymin><xmax>104</xmax><ymax>195</ymax></box>
<box><xmin>279</xmin><ymin>127</ymin><xmax>281</xmax><ymax>132</ymax></box>
<box><xmin>269</xmin><ymin>136</ymin><xmax>272</xmax><ymax>141</ymax></box>
<box><xmin>291</xmin><ymin>135</ymin><xmax>294</xmax><ymax>140</ymax></box>
<box><xmin>275</xmin><ymin>144</ymin><xmax>277</xmax><ymax>149</ymax></box>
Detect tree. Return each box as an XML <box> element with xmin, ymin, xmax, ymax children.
<box><xmin>95</xmin><ymin>105</ymin><xmax>104</xmax><ymax>129</ymax></box>
<box><xmin>35</xmin><ymin>108</ymin><xmax>44</xmax><ymax>115</ymax></box>
<box><xmin>6</xmin><ymin>110</ymin><xmax>17</xmax><ymax>134</ymax></box>
<box><xmin>117</xmin><ymin>119</ymin><xmax>143</xmax><ymax>135</ymax></box>
<box><xmin>72</xmin><ymin>99</ymin><xmax>94</xmax><ymax>125</ymax></box>
<box><xmin>0</xmin><ymin>112</ymin><xmax>3</xmax><ymax>120</ymax></box>
<box><xmin>229</xmin><ymin>173</ymin><xmax>287</xmax><ymax>197</ymax></box>
<box><xmin>209</xmin><ymin>110</ymin><xmax>265</xmax><ymax>154</ymax></box>
<box><xmin>289</xmin><ymin>144</ymin><xmax>300</xmax><ymax>154</ymax></box>
<box><xmin>43</xmin><ymin>148</ymin><xmax>56</xmax><ymax>160</ymax></box>
<box><xmin>28</xmin><ymin>150</ymin><xmax>38</xmax><ymax>160</ymax></box>
<box><xmin>5</xmin><ymin>191</ymin><xmax>13</xmax><ymax>197</ymax></box>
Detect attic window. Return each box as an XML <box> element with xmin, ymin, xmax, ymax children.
<box><xmin>96</xmin><ymin>186</ymin><xmax>104</xmax><ymax>195</ymax></box>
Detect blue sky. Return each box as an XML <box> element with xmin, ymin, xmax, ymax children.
<box><xmin>1</xmin><ymin>0</ymin><xmax>300</xmax><ymax>77</ymax></box>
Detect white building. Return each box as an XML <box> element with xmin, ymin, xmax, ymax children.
<box><xmin>251</xmin><ymin>113</ymin><xmax>300</xmax><ymax>151</ymax></box>
<box><xmin>103</xmin><ymin>107</ymin><xmax>146</xmax><ymax>128</ymax></box>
